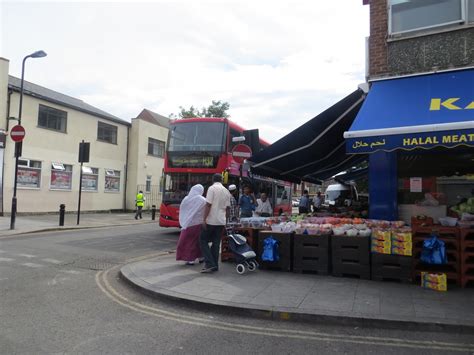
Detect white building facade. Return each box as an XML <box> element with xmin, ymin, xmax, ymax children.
<box><xmin>0</xmin><ymin>57</ymin><xmax>169</xmax><ymax>214</ymax></box>
<box><xmin>126</xmin><ymin>109</ymin><xmax>169</xmax><ymax>211</ymax></box>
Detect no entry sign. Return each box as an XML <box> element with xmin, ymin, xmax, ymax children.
<box><xmin>232</xmin><ymin>144</ymin><xmax>252</xmax><ymax>164</ymax></box>
<box><xmin>10</xmin><ymin>125</ymin><xmax>26</xmax><ymax>142</ymax></box>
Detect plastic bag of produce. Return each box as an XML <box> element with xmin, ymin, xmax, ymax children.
<box><xmin>262</xmin><ymin>236</ymin><xmax>279</xmax><ymax>262</ymax></box>
<box><xmin>420</xmin><ymin>235</ymin><xmax>447</xmax><ymax>265</ymax></box>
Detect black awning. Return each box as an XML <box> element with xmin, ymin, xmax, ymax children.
<box><xmin>249</xmin><ymin>89</ymin><xmax>366</xmax><ymax>183</ymax></box>
<box><xmin>335</xmin><ymin>167</ymin><xmax>369</xmax><ymax>183</ymax></box>
<box><xmin>303</xmin><ymin>154</ymin><xmax>367</xmax><ymax>182</ymax></box>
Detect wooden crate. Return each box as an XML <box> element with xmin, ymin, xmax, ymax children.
<box><xmin>293</xmin><ymin>234</ymin><xmax>330</xmax><ymax>274</ymax></box>
<box><xmin>332</xmin><ymin>262</ymin><xmax>370</xmax><ymax>279</ymax></box>
<box><xmin>331</xmin><ymin>236</ymin><xmax>370</xmax><ymax>279</ymax></box>
<box><xmin>371</xmin><ymin>253</ymin><xmax>412</xmax><ymax>283</ymax></box>
<box><xmin>460</xmin><ymin>228</ymin><xmax>474</xmax><ymax>287</ymax></box>
<box><xmin>331</xmin><ymin>235</ymin><xmax>370</xmax><ymax>265</ymax></box>
<box><xmin>258</xmin><ymin>231</ymin><xmax>293</xmax><ymax>272</ymax></box>
<box><xmin>412</xmin><ymin>225</ymin><xmax>461</xmax><ymax>286</ymax></box>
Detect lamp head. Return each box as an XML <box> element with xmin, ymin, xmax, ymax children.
<box><xmin>30</xmin><ymin>50</ymin><xmax>47</xmax><ymax>58</ymax></box>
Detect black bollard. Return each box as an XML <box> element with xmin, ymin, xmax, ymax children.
<box><xmin>59</xmin><ymin>204</ymin><xmax>66</xmax><ymax>226</ymax></box>
<box><xmin>151</xmin><ymin>205</ymin><xmax>156</xmax><ymax>221</ymax></box>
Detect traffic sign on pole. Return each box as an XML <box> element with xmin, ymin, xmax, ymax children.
<box><xmin>232</xmin><ymin>144</ymin><xmax>252</xmax><ymax>164</ymax></box>
<box><xmin>10</xmin><ymin>125</ymin><xmax>26</xmax><ymax>142</ymax></box>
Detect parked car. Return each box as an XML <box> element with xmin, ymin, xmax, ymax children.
<box><xmin>292</xmin><ymin>198</ymin><xmax>300</xmax><ymax>207</ymax></box>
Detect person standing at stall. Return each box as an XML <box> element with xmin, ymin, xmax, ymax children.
<box><xmin>239</xmin><ymin>186</ymin><xmax>256</xmax><ymax>218</ymax></box>
<box><xmin>176</xmin><ymin>184</ymin><xmax>206</xmax><ymax>265</ymax></box>
<box><xmin>313</xmin><ymin>191</ymin><xmax>322</xmax><ymax>212</ymax></box>
<box><xmin>255</xmin><ymin>192</ymin><xmax>273</xmax><ymax>217</ymax></box>
<box><xmin>228</xmin><ymin>184</ymin><xmax>239</xmax><ymax>223</ymax></box>
<box><xmin>200</xmin><ymin>174</ymin><xmax>231</xmax><ymax>273</ymax></box>
<box><xmin>299</xmin><ymin>190</ymin><xmax>310</xmax><ymax>214</ymax></box>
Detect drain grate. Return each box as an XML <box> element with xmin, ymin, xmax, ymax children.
<box><xmin>64</xmin><ymin>257</ymin><xmax>121</xmax><ymax>271</ymax></box>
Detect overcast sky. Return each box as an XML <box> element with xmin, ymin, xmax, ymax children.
<box><xmin>1</xmin><ymin>1</ymin><xmax>369</xmax><ymax>142</ymax></box>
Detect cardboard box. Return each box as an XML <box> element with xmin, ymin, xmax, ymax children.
<box><xmin>391</xmin><ymin>231</ymin><xmax>412</xmax><ymax>243</ymax></box>
<box><xmin>391</xmin><ymin>246</ymin><xmax>412</xmax><ymax>256</ymax></box>
<box><xmin>372</xmin><ymin>229</ymin><xmax>391</xmax><ymax>241</ymax></box>
<box><xmin>391</xmin><ymin>240</ymin><xmax>412</xmax><ymax>249</ymax></box>
<box><xmin>421</xmin><ymin>272</ymin><xmax>447</xmax><ymax>291</ymax></box>
<box><xmin>371</xmin><ymin>244</ymin><xmax>391</xmax><ymax>254</ymax></box>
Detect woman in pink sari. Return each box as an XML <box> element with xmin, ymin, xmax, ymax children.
<box><xmin>176</xmin><ymin>184</ymin><xmax>206</xmax><ymax>264</ymax></box>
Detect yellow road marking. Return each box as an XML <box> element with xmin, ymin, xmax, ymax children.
<box><xmin>95</xmin><ymin>262</ymin><xmax>474</xmax><ymax>352</ymax></box>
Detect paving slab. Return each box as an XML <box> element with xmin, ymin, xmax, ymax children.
<box><xmin>121</xmin><ymin>254</ymin><xmax>474</xmax><ymax>331</ymax></box>
<box><xmin>0</xmin><ymin>212</ymin><xmax>157</xmax><ymax>237</ymax></box>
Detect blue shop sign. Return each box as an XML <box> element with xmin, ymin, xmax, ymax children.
<box><xmin>344</xmin><ymin>69</ymin><xmax>474</xmax><ymax>154</ymax></box>
<box><xmin>347</xmin><ymin>129</ymin><xmax>474</xmax><ymax>154</ymax></box>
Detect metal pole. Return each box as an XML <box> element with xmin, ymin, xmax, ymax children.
<box><xmin>239</xmin><ymin>163</ymin><xmax>243</xmax><ymax>196</ymax></box>
<box><xmin>18</xmin><ymin>56</ymin><xmax>28</xmax><ymax>126</ymax></box>
<box><xmin>10</xmin><ymin>147</ymin><xmax>20</xmax><ymax>230</ymax></box>
<box><xmin>77</xmin><ymin>161</ymin><xmax>83</xmax><ymax>225</ymax></box>
<box><xmin>151</xmin><ymin>205</ymin><xmax>156</xmax><ymax>220</ymax></box>
<box><xmin>10</xmin><ymin>56</ymin><xmax>28</xmax><ymax>230</ymax></box>
<box><xmin>59</xmin><ymin>204</ymin><xmax>65</xmax><ymax>226</ymax></box>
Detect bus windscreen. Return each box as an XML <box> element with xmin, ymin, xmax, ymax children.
<box><xmin>168</xmin><ymin>121</ymin><xmax>226</xmax><ymax>152</ymax></box>
<box><xmin>162</xmin><ymin>173</ymin><xmax>214</xmax><ymax>204</ymax></box>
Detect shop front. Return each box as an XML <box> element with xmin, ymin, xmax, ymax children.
<box><xmin>342</xmin><ymin>69</ymin><xmax>474</xmax><ymax>288</ymax></box>
<box><xmin>344</xmin><ymin>69</ymin><xmax>474</xmax><ymax>224</ymax></box>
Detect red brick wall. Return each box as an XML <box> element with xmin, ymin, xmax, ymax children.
<box><xmin>369</xmin><ymin>0</ymin><xmax>388</xmax><ymax>77</ymax></box>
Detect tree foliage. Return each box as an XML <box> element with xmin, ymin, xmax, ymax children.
<box><xmin>169</xmin><ymin>100</ymin><xmax>230</xmax><ymax>119</ymax></box>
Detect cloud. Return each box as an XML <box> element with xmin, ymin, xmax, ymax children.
<box><xmin>1</xmin><ymin>1</ymin><xmax>369</xmax><ymax>141</ymax></box>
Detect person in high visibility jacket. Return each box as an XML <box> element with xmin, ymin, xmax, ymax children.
<box><xmin>135</xmin><ymin>190</ymin><xmax>145</xmax><ymax>220</ymax></box>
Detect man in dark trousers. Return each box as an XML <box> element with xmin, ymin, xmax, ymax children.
<box><xmin>135</xmin><ymin>190</ymin><xmax>145</xmax><ymax>219</ymax></box>
<box><xmin>298</xmin><ymin>189</ymin><xmax>310</xmax><ymax>214</ymax></box>
<box><xmin>200</xmin><ymin>174</ymin><xmax>231</xmax><ymax>273</ymax></box>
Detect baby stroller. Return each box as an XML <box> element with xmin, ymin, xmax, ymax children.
<box><xmin>226</xmin><ymin>225</ymin><xmax>259</xmax><ymax>275</ymax></box>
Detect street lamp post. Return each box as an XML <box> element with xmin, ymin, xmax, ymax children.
<box><xmin>10</xmin><ymin>50</ymin><xmax>47</xmax><ymax>230</ymax></box>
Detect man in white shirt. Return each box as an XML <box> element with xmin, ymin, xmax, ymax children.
<box><xmin>255</xmin><ymin>193</ymin><xmax>273</xmax><ymax>217</ymax></box>
<box><xmin>200</xmin><ymin>174</ymin><xmax>231</xmax><ymax>273</ymax></box>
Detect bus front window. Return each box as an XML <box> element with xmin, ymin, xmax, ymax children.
<box><xmin>168</xmin><ymin>121</ymin><xmax>226</xmax><ymax>152</ymax></box>
<box><xmin>163</xmin><ymin>173</ymin><xmax>188</xmax><ymax>204</ymax></box>
<box><xmin>163</xmin><ymin>173</ymin><xmax>215</xmax><ymax>204</ymax></box>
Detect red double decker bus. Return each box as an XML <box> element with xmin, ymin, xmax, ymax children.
<box><xmin>159</xmin><ymin>117</ymin><xmax>292</xmax><ymax>228</ymax></box>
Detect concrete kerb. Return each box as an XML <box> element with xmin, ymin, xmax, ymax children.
<box><xmin>0</xmin><ymin>220</ymin><xmax>156</xmax><ymax>238</ymax></box>
<box><xmin>119</xmin><ymin>259</ymin><xmax>474</xmax><ymax>334</ymax></box>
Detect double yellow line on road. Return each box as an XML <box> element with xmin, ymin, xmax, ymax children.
<box><xmin>95</xmin><ymin>256</ymin><xmax>474</xmax><ymax>352</ymax></box>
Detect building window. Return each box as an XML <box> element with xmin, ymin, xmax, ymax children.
<box><xmin>389</xmin><ymin>0</ymin><xmax>467</xmax><ymax>35</ymax></box>
<box><xmin>18</xmin><ymin>159</ymin><xmax>42</xmax><ymax>188</ymax></box>
<box><xmin>105</xmin><ymin>169</ymin><xmax>120</xmax><ymax>192</ymax></box>
<box><xmin>469</xmin><ymin>0</ymin><xmax>474</xmax><ymax>21</ymax></box>
<box><xmin>38</xmin><ymin>104</ymin><xmax>67</xmax><ymax>133</ymax></box>
<box><xmin>148</xmin><ymin>138</ymin><xmax>165</xmax><ymax>158</ymax></box>
<box><xmin>97</xmin><ymin>122</ymin><xmax>117</xmax><ymax>144</ymax></box>
<box><xmin>82</xmin><ymin>166</ymin><xmax>98</xmax><ymax>191</ymax></box>
<box><xmin>146</xmin><ymin>175</ymin><xmax>152</xmax><ymax>192</ymax></box>
<box><xmin>50</xmin><ymin>163</ymin><xmax>72</xmax><ymax>190</ymax></box>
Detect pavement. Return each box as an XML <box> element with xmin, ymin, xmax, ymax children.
<box><xmin>0</xmin><ymin>211</ymin><xmax>157</xmax><ymax>237</ymax></box>
<box><xmin>121</xmin><ymin>254</ymin><xmax>474</xmax><ymax>332</ymax></box>
<box><xmin>4</xmin><ymin>212</ymin><xmax>474</xmax><ymax>332</ymax></box>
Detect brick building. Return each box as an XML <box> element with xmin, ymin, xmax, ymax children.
<box><xmin>368</xmin><ymin>0</ymin><xmax>474</xmax><ymax>79</ymax></box>
<box><xmin>344</xmin><ymin>0</ymin><xmax>474</xmax><ymax>221</ymax></box>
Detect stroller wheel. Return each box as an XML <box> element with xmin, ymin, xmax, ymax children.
<box><xmin>236</xmin><ymin>264</ymin><xmax>246</xmax><ymax>275</ymax></box>
<box><xmin>248</xmin><ymin>260</ymin><xmax>257</xmax><ymax>272</ymax></box>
